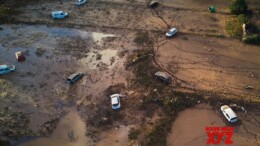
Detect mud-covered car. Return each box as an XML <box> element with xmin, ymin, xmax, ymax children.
<box><xmin>148</xmin><ymin>1</ymin><xmax>159</xmax><ymax>8</ymax></box>
<box><xmin>76</xmin><ymin>0</ymin><xmax>87</xmax><ymax>6</ymax></box>
<box><xmin>110</xmin><ymin>94</ymin><xmax>121</xmax><ymax>110</ymax></box>
<box><xmin>51</xmin><ymin>11</ymin><xmax>68</xmax><ymax>19</ymax></box>
<box><xmin>220</xmin><ymin>105</ymin><xmax>238</xmax><ymax>123</ymax></box>
<box><xmin>166</xmin><ymin>28</ymin><xmax>178</xmax><ymax>37</ymax></box>
<box><xmin>155</xmin><ymin>71</ymin><xmax>171</xmax><ymax>84</ymax></box>
<box><xmin>67</xmin><ymin>72</ymin><xmax>84</xmax><ymax>84</ymax></box>
<box><xmin>0</xmin><ymin>65</ymin><xmax>16</xmax><ymax>75</ymax></box>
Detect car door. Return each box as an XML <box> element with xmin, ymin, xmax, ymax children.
<box><xmin>0</xmin><ymin>69</ymin><xmax>4</xmax><ymax>74</ymax></box>
<box><xmin>73</xmin><ymin>75</ymin><xmax>80</xmax><ymax>82</ymax></box>
<box><xmin>5</xmin><ymin>68</ymin><xmax>10</xmax><ymax>73</ymax></box>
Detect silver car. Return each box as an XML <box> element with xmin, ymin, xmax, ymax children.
<box><xmin>155</xmin><ymin>71</ymin><xmax>171</xmax><ymax>84</ymax></box>
<box><xmin>76</xmin><ymin>0</ymin><xmax>87</xmax><ymax>6</ymax></box>
<box><xmin>166</xmin><ymin>28</ymin><xmax>178</xmax><ymax>37</ymax></box>
<box><xmin>51</xmin><ymin>11</ymin><xmax>68</xmax><ymax>19</ymax></box>
<box><xmin>67</xmin><ymin>72</ymin><xmax>84</xmax><ymax>84</ymax></box>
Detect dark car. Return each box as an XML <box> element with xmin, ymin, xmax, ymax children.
<box><xmin>67</xmin><ymin>72</ymin><xmax>84</xmax><ymax>84</ymax></box>
<box><xmin>148</xmin><ymin>0</ymin><xmax>159</xmax><ymax>8</ymax></box>
<box><xmin>154</xmin><ymin>71</ymin><xmax>171</xmax><ymax>84</ymax></box>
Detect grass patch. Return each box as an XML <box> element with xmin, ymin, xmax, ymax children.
<box><xmin>141</xmin><ymin>118</ymin><xmax>172</xmax><ymax>146</ymax></box>
<box><xmin>225</xmin><ymin>18</ymin><xmax>243</xmax><ymax>39</ymax></box>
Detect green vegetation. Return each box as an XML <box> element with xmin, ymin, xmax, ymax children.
<box><xmin>243</xmin><ymin>35</ymin><xmax>260</xmax><ymax>45</ymax></box>
<box><xmin>0</xmin><ymin>79</ymin><xmax>16</xmax><ymax>99</ymax></box>
<box><xmin>229</xmin><ymin>0</ymin><xmax>248</xmax><ymax>15</ymax></box>
<box><xmin>237</xmin><ymin>14</ymin><xmax>249</xmax><ymax>24</ymax></box>
<box><xmin>225</xmin><ymin>18</ymin><xmax>243</xmax><ymax>39</ymax></box>
<box><xmin>141</xmin><ymin>118</ymin><xmax>172</xmax><ymax>146</ymax></box>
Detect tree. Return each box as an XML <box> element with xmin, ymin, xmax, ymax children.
<box><xmin>237</xmin><ymin>14</ymin><xmax>249</xmax><ymax>24</ymax></box>
<box><xmin>229</xmin><ymin>0</ymin><xmax>248</xmax><ymax>15</ymax></box>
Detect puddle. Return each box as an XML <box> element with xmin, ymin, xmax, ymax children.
<box><xmin>167</xmin><ymin>104</ymin><xmax>225</xmax><ymax>146</ymax></box>
<box><xmin>19</xmin><ymin>108</ymin><xmax>93</xmax><ymax>146</ymax></box>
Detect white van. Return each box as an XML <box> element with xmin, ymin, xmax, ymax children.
<box><xmin>220</xmin><ymin>105</ymin><xmax>238</xmax><ymax>123</ymax></box>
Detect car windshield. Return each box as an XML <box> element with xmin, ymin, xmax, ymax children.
<box><xmin>170</xmin><ymin>30</ymin><xmax>176</xmax><ymax>33</ymax></box>
<box><xmin>112</xmin><ymin>103</ymin><xmax>119</xmax><ymax>106</ymax></box>
<box><xmin>231</xmin><ymin>117</ymin><xmax>237</xmax><ymax>121</ymax></box>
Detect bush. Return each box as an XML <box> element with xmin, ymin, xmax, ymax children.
<box><xmin>237</xmin><ymin>14</ymin><xmax>249</xmax><ymax>24</ymax></box>
<box><xmin>128</xmin><ymin>128</ymin><xmax>141</xmax><ymax>140</ymax></box>
<box><xmin>243</xmin><ymin>35</ymin><xmax>260</xmax><ymax>45</ymax></box>
<box><xmin>225</xmin><ymin>19</ymin><xmax>243</xmax><ymax>39</ymax></box>
<box><xmin>229</xmin><ymin>0</ymin><xmax>248</xmax><ymax>15</ymax></box>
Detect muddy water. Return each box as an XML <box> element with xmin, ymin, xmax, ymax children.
<box><xmin>97</xmin><ymin>125</ymin><xmax>130</xmax><ymax>146</ymax></box>
<box><xmin>20</xmin><ymin>108</ymin><xmax>93</xmax><ymax>146</ymax></box>
<box><xmin>167</xmin><ymin>104</ymin><xmax>225</xmax><ymax>146</ymax></box>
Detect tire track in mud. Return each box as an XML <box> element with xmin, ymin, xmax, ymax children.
<box><xmin>150</xmin><ymin>31</ymin><xmax>260</xmax><ymax>99</ymax></box>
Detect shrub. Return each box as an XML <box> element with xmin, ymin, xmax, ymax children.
<box><xmin>237</xmin><ymin>14</ymin><xmax>249</xmax><ymax>24</ymax></box>
<box><xmin>128</xmin><ymin>128</ymin><xmax>141</xmax><ymax>140</ymax></box>
<box><xmin>229</xmin><ymin>0</ymin><xmax>248</xmax><ymax>15</ymax></box>
<box><xmin>225</xmin><ymin>19</ymin><xmax>243</xmax><ymax>39</ymax></box>
<box><xmin>243</xmin><ymin>35</ymin><xmax>260</xmax><ymax>45</ymax></box>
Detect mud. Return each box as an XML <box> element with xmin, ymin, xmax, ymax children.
<box><xmin>0</xmin><ymin>0</ymin><xmax>259</xmax><ymax>146</ymax></box>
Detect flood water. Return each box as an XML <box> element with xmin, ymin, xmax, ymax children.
<box><xmin>19</xmin><ymin>108</ymin><xmax>93</xmax><ymax>146</ymax></box>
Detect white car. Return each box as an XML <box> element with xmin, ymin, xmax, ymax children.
<box><xmin>220</xmin><ymin>105</ymin><xmax>238</xmax><ymax>123</ymax></box>
<box><xmin>110</xmin><ymin>94</ymin><xmax>121</xmax><ymax>110</ymax></box>
<box><xmin>0</xmin><ymin>65</ymin><xmax>15</xmax><ymax>75</ymax></box>
<box><xmin>51</xmin><ymin>11</ymin><xmax>68</xmax><ymax>19</ymax></box>
<box><xmin>76</xmin><ymin>0</ymin><xmax>87</xmax><ymax>6</ymax></box>
<box><xmin>166</xmin><ymin>28</ymin><xmax>177</xmax><ymax>37</ymax></box>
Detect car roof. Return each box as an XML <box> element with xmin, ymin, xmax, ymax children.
<box><xmin>52</xmin><ymin>11</ymin><xmax>63</xmax><ymax>14</ymax></box>
<box><xmin>111</xmin><ymin>97</ymin><xmax>119</xmax><ymax>104</ymax></box>
<box><xmin>170</xmin><ymin>28</ymin><xmax>177</xmax><ymax>32</ymax></box>
<box><xmin>155</xmin><ymin>71</ymin><xmax>171</xmax><ymax>79</ymax></box>
<box><xmin>68</xmin><ymin>72</ymin><xmax>83</xmax><ymax>79</ymax></box>
<box><xmin>222</xmin><ymin>105</ymin><xmax>237</xmax><ymax>118</ymax></box>
<box><xmin>149</xmin><ymin>1</ymin><xmax>159</xmax><ymax>5</ymax></box>
<box><xmin>0</xmin><ymin>65</ymin><xmax>8</xmax><ymax>69</ymax></box>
